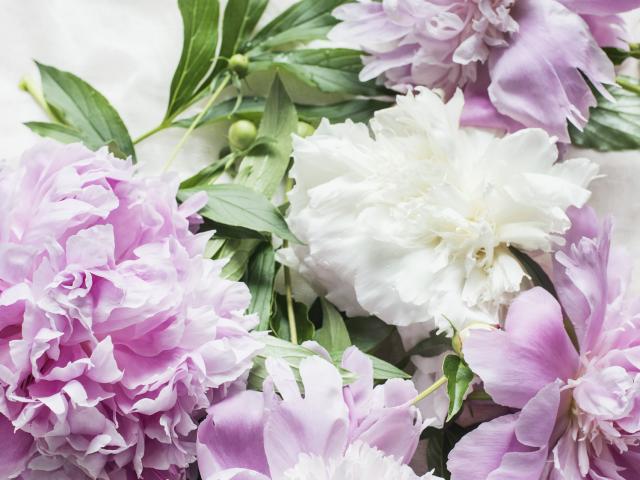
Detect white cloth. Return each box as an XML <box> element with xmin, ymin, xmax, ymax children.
<box><xmin>0</xmin><ymin>0</ymin><xmax>295</xmax><ymax>178</ymax></box>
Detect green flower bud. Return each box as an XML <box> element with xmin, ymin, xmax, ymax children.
<box><xmin>453</xmin><ymin>322</ymin><xmax>497</xmax><ymax>357</ymax></box>
<box><xmin>228</xmin><ymin>120</ymin><xmax>257</xmax><ymax>151</ymax></box>
<box><xmin>296</xmin><ymin>121</ymin><xmax>316</xmax><ymax>138</ymax></box>
<box><xmin>228</xmin><ymin>54</ymin><xmax>249</xmax><ymax>78</ymax></box>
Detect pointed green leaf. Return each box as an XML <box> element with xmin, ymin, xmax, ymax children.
<box><xmin>329</xmin><ymin>351</ymin><xmax>410</xmax><ymax>381</ymax></box>
<box><xmin>443</xmin><ymin>355</ymin><xmax>474</xmax><ymax>422</ymax></box>
<box><xmin>569</xmin><ymin>76</ymin><xmax>640</xmax><ymax>151</ymax></box>
<box><xmin>249</xmin><ymin>0</ymin><xmax>348</xmax><ymax>51</ymax></box>
<box><xmin>248</xmin><ymin>335</ymin><xmax>355</xmax><ymax>391</ymax></box>
<box><xmin>245</xmin><ymin>243</ymin><xmax>276</xmax><ymax>330</ymax></box>
<box><xmin>24</xmin><ymin>121</ymin><xmax>82</xmax><ymax>144</ymax></box>
<box><xmin>344</xmin><ymin>316</ymin><xmax>395</xmax><ymax>354</ymax></box>
<box><xmin>35</xmin><ymin>63</ymin><xmax>135</xmax><ymax>161</ymax></box>
<box><xmin>249</xmin><ymin>49</ymin><xmax>383</xmax><ymax>96</ymax></box>
<box><xmin>271</xmin><ymin>295</ymin><xmax>315</xmax><ymax>343</ymax></box>
<box><xmin>166</xmin><ymin>0</ymin><xmax>220</xmax><ymax>119</ymax></box>
<box><xmin>314</xmin><ymin>299</ymin><xmax>351</xmax><ymax>352</ymax></box>
<box><xmin>217</xmin><ymin>239</ymin><xmax>261</xmax><ymax>281</ymax></box>
<box><xmin>236</xmin><ymin>75</ymin><xmax>297</xmax><ymax>198</ymax></box>
<box><xmin>178</xmin><ymin>184</ymin><xmax>299</xmax><ymax>242</ymax></box>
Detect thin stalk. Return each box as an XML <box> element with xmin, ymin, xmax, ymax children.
<box><xmin>283</xmin><ymin>247</ymin><xmax>298</xmax><ymax>345</ymax></box>
<box><xmin>412</xmin><ymin>375</ymin><xmax>447</xmax><ymax>405</ymax></box>
<box><xmin>283</xmin><ymin>175</ymin><xmax>297</xmax><ymax>344</ymax></box>
<box><xmin>134</xmin><ymin>122</ymin><xmax>168</xmax><ymax>144</ymax></box>
<box><xmin>19</xmin><ymin>76</ymin><xmax>58</xmax><ymax>122</ymax></box>
<box><xmin>163</xmin><ymin>74</ymin><xmax>231</xmax><ymax>172</ymax></box>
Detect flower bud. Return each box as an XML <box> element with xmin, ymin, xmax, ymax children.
<box><xmin>228</xmin><ymin>54</ymin><xmax>249</xmax><ymax>78</ymax></box>
<box><xmin>296</xmin><ymin>121</ymin><xmax>316</xmax><ymax>138</ymax></box>
<box><xmin>228</xmin><ymin>120</ymin><xmax>257</xmax><ymax>151</ymax></box>
<box><xmin>452</xmin><ymin>322</ymin><xmax>497</xmax><ymax>357</ymax></box>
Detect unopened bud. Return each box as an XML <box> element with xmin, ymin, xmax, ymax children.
<box><xmin>452</xmin><ymin>322</ymin><xmax>497</xmax><ymax>357</ymax></box>
<box><xmin>228</xmin><ymin>119</ymin><xmax>257</xmax><ymax>151</ymax></box>
<box><xmin>228</xmin><ymin>54</ymin><xmax>249</xmax><ymax>78</ymax></box>
<box><xmin>296</xmin><ymin>121</ymin><xmax>316</xmax><ymax>138</ymax></box>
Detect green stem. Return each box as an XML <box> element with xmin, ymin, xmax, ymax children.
<box><xmin>163</xmin><ymin>74</ymin><xmax>231</xmax><ymax>173</ymax></box>
<box><xmin>412</xmin><ymin>375</ymin><xmax>447</xmax><ymax>405</ymax></box>
<box><xmin>19</xmin><ymin>76</ymin><xmax>58</xmax><ymax>122</ymax></box>
<box><xmin>283</xmin><ymin>175</ymin><xmax>297</xmax><ymax>344</ymax></box>
<box><xmin>616</xmin><ymin>76</ymin><xmax>640</xmax><ymax>95</ymax></box>
<box><xmin>283</xmin><ymin>250</ymin><xmax>298</xmax><ymax>345</ymax></box>
<box><xmin>134</xmin><ymin>123</ymin><xmax>169</xmax><ymax>145</ymax></box>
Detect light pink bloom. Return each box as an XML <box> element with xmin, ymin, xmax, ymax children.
<box><xmin>197</xmin><ymin>346</ymin><xmax>435</xmax><ymax>479</ymax></box>
<box><xmin>330</xmin><ymin>0</ymin><xmax>639</xmax><ymax>141</ymax></box>
<box><xmin>448</xmin><ymin>207</ymin><xmax>640</xmax><ymax>479</ymax></box>
<box><xmin>0</xmin><ymin>141</ymin><xmax>262</xmax><ymax>479</ymax></box>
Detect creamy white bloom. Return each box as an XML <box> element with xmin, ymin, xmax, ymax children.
<box><xmin>286</xmin><ymin>88</ymin><xmax>598</xmax><ymax>331</ymax></box>
<box><xmin>284</xmin><ymin>442</ymin><xmax>439</xmax><ymax>480</ymax></box>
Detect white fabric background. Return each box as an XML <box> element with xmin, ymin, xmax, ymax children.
<box><xmin>0</xmin><ymin>1</ymin><xmax>639</xmax><ymax>284</ymax></box>
<box><xmin>0</xmin><ymin>0</ymin><xmax>296</xmax><ymax>177</ymax></box>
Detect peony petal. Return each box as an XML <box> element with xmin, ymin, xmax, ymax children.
<box><xmin>463</xmin><ymin>288</ymin><xmax>579</xmax><ymax>408</ymax></box>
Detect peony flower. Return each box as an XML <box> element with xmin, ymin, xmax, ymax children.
<box><xmin>0</xmin><ymin>141</ymin><xmax>262</xmax><ymax>479</ymax></box>
<box><xmin>448</xmin><ymin>207</ymin><xmax>640</xmax><ymax>479</ymax></box>
<box><xmin>285</xmin><ymin>88</ymin><xmax>597</xmax><ymax>332</ymax></box>
<box><xmin>330</xmin><ymin>0</ymin><xmax>639</xmax><ymax>141</ymax></box>
<box><xmin>197</xmin><ymin>345</ymin><xmax>436</xmax><ymax>480</ymax></box>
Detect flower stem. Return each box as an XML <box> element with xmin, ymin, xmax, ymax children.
<box><xmin>19</xmin><ymin>76</ymin><xmax>58</xmax><ymax>122</ymax></box>
<box><xmin>412</xmin><ymin>375</ymin><xmax>447</xmax><ymax>405</ymax></box>
<box><xmin>283</xmin><ymin>176</ymin><xmax>297</xmax><ymax>344</ymax></box>
<box><xmin>134</xmin><ymin>123</ymin><xmax>168</xmax><ymax>145</ymax></box>
<box><xmin>283</xmin><ymin>250</ymin><xmax>298</xmax><ymax>345</ymax></box>
<box><xmin>163</xmin><ymin>74</ymin><xmax>231</xmax><ymax>173</ymax></box>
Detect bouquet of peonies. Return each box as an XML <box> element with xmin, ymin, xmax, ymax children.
<box><xmin>3</xmin><ymin>0</ymin><xmax>640</xmax><ymax>478</ymax></box>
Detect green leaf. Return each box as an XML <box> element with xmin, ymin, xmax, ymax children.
<box><xmin>243</xmin><ymin>0</ymin><xmax>269</xmax><ymax>38</ymax></box>
<box><xmin>367</xmin><ymin>354</ymin><xmax>411</xmax><ymax>380</ymax></box>
<box><xmin>173</xmin><ymin>97</ymin><xmax>266</xmax><ymax>128</ymax></box>
<box><xmin>245</xmin><ymin>243</ymin><xmax>276</xmax><ymax>330</ymax></box>
<box><xmin>217</xmin><ymin>239</ymin><xmax>261</xmax><ymax>280</ymax></box>
<box><xmin>178</xmin><ymin>184</ymin><xmax>299</xmax><ymax>242</ymax></box>
<box><xmin>248</xmin><ymin>335</ymin><xmax>355</xmax><ymax>390</ymax></box>
<box><xmin>603</xmin><ymin>44</ymin><xmax>640</xmax><ymax>65</ymax></box>
<box><xmin>443</xmin><ymin>355</ymin><xmax>474</xmax><ymax>422</ymax></box>
<box><xmin>176</xmin><ymin>97</ymin><xmax>388</xmax><ymax>130</ymax></box>
<box><xmin>236</xmin><ymin>75</ymin><xmax>298</xmax><ymax>198</ymax></box>
<box><xmin>24</xmin><ymin>121</ymin><xmax>82</xmax><ymax>144</ymax></box>
<box><xmin>271</xmin><ymin>295</ymin><xmax>316</xmax><ymax>343</ymax></box>
<box><xmin>569</xmin><ymin>76</ymin><xmax>640</xmax><ymax>151</ymax></box>
<box><xmin>423</xmin><ymin>424</ymin><xmax>474</xmax><ymax>479</ymax></box>
<box><xmin>298</xmin><ymin>99</ymin><xmax>390</xmax><ymax>124</ymax></box>
<box><xmin>344</xmin><ymin>316</ymin><xmax>394</xmax><ymax>354</ymax></box>
<box><xmin>166</xmin><ymin>0</ymin><xmax>220</xmax><ymax>119</ymax></box>
<box><xmin>405</xmin><ymin>331</ymin><xmax>452</xmax><ymax>359</ymax></box>
<box><xmin>508</xmin><ymin>247</ymin><xmax>558</xmax><ymax>297</ymax></box>
<box><xmin>314</xmin><ymin>299</ymin><xmax>351</xmax><ymax>352</ymax></box>
<box><xmin>179</xmin><ymin>152</ymin><xmax>233</xmax><ymax>189</ymax></box>
<box><xmin>35</xmin><ymin>63</ymin><xmax>135</xmax><ymax>161</ymax></box>
<box><xmin>249</xmin><ymin>49</ymin><xmax>382</xmax><ymax>96</ymax></box>
<box><xmin>329</xmin><ymin>351</ymin><xmax>411</xmax><ymax>381</ymax></box>
<box><xmin>249</xmin><ymin>0</ymin><xmax>348</xmax><ymax>52</ymax></box>
<box><xmin>201</xmin><ymin>0</ymin><xmax>263</xmax><ymax>83</ymax></box>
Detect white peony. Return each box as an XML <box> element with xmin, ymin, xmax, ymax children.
<box><xmin>286</xmin><ymin>88</ymin><xmax>598</xmax><ymax>332</ymax></box>
<box><xmin>283</xmin><ymin>442</ymin><xmax>439</xmax><ymax>480</ymax></box>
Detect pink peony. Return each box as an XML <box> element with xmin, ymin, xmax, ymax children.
<box><xmin>197</xmin><ymin>345</ymin><xmax>434</xmax><ymax>479</ymax></box>
<box><xmin>330</xmin><ymin>0</ymin><xmax>640</xmax><ymax>142</ymax></box>
<box><xmin>0</xmin><ymin>141</ymin><xmax>262</xmax><ymax>479</ymax></box>
<box><xmin>448</xmin><ymin>207</ymin><xmax>640</xmax><ymax>479</ymax></box>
